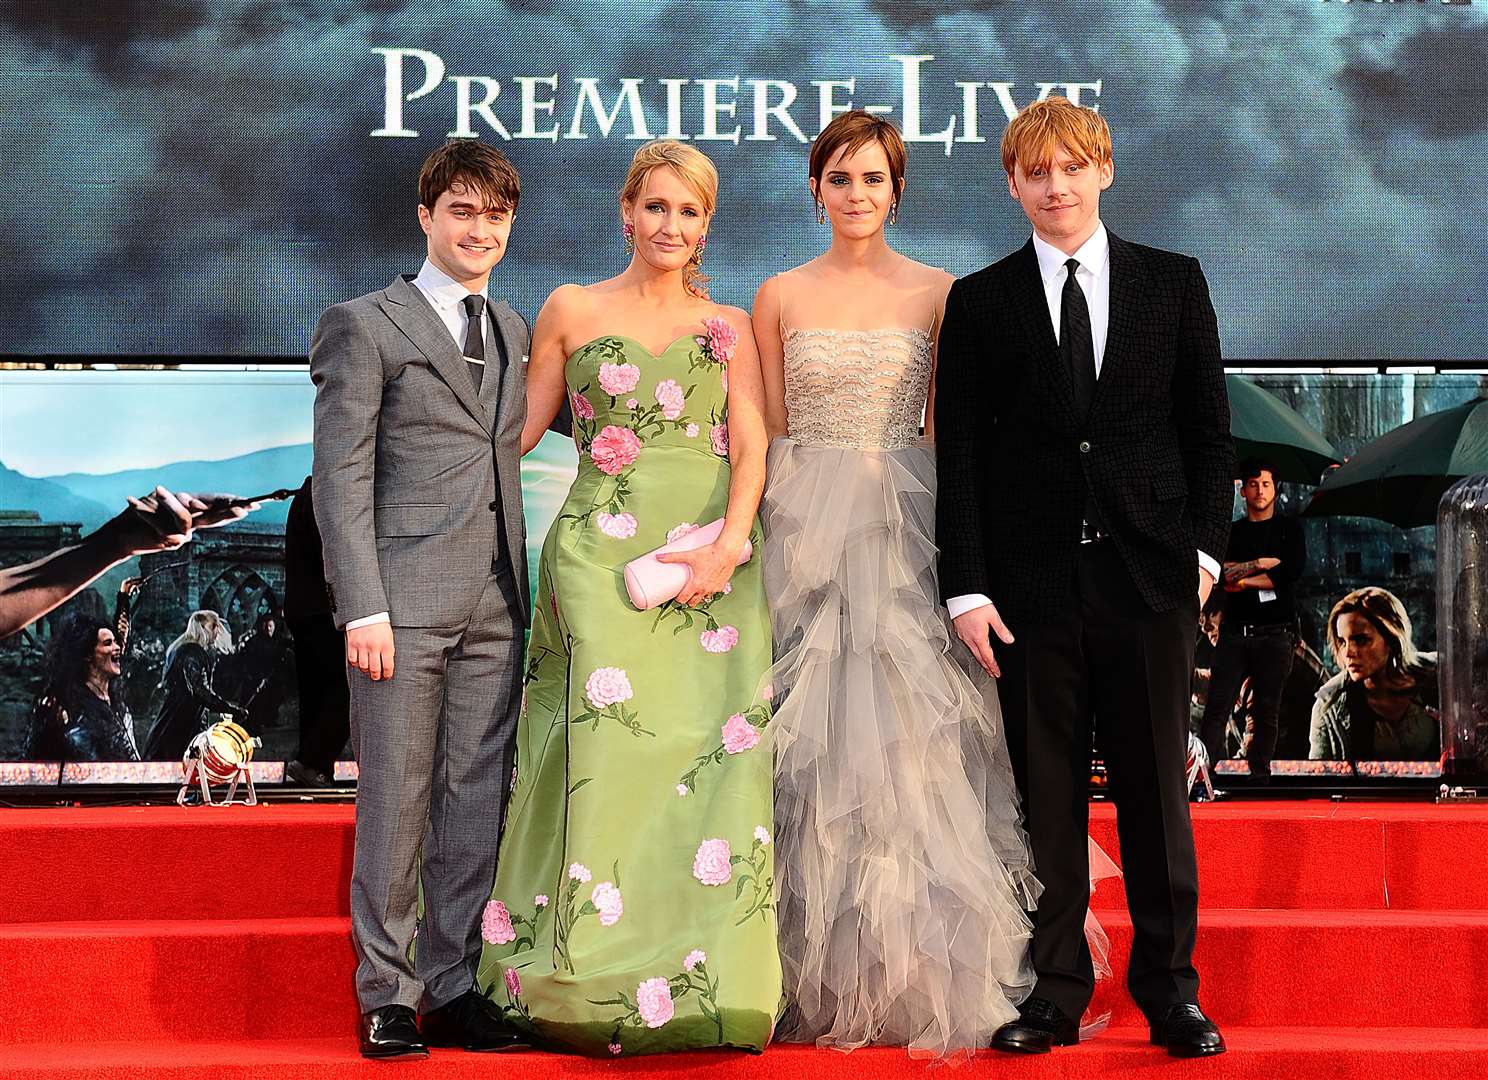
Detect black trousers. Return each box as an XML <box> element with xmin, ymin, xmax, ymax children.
<box><xmin>288</xmin><ymin>613</ymin><xmax>351</xmax><ymax>776</ymax></box>
<box><xmin>997</xmin><ymin>541</ymin><xmax>1200</xmax><ymax>1021</ymax></box>
<box><xmin>1199</xmin><ymin>626</ymin><xmax>1295</xmax><ymax>776</ymax></box>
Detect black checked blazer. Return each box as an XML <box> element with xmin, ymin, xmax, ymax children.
<box><xmin>935</xmin><ymin>232</ymin><xmax>1233</xmax><ymax>626</ymax></box>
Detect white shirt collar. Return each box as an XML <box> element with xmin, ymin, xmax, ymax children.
<box><xmin>1032</xmin><ymin>222</ymin><xmax>1109</xmax><ymax>284</ymax></box>
<box><xmin>413</xmin><ymin>257</ymin><xmax>487</xmax><ymax>314</ymax></box>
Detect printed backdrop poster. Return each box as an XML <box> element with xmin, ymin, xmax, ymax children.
<box><xmin>1</xmin><ymin>1</ymin><xmax>1485</xmax><ymax>360</ymax></box>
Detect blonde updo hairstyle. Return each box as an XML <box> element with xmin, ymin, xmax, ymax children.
<box><xmin>620</xmin><ymin>140</ymin><xmax>718</xmax><ymax>299</ymax></box>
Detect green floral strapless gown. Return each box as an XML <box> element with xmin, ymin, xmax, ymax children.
<box><xmin>476</xmin><ymin>326</ymin><xmax>781</xmax><ymax>1057</ymax></box>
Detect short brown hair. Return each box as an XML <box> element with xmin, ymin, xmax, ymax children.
<box><xmin>1001</xmin><ymin>96</ymin><xmax>1112</xmax><ymax>177</ymax></box>
<box><xmin>418</xmin><ymin>140</ymin><xmax>521</xmax><ymax>214</ymax></box>
<box><xmin>809</xmin><ymin>109</ymin><xmax>907</xmax><ymax>200</ymax></box>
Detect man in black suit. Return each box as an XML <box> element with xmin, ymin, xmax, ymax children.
<box><xmin>936</xmin><ymin>98</ymin><xmax>1232</xmax><ymax>1058</ymax></box>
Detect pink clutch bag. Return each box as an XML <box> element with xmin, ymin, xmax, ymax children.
<box><xmin>624</xmin><ymin>518</ymin><xmax>752</xmax><ymax>610</ymax></box>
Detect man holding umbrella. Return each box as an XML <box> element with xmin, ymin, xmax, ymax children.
<box><xmin>1200</xmin><ymin>459</ymin><xmax>1308</xmax><ymax>780</ymax></box>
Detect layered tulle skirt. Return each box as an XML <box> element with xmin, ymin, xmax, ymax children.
<box><xmin>760</xmin><ymin>437</ymin><xmax>1046</xmax><ymax>1057</ymax></box>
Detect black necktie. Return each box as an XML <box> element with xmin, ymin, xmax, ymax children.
<box><xmin>1060</xmin><ymin>257</ymin><xmax>1096</xmax><ymax>423</ymax></box>
<box><xmin>461</xmin><ymin>294</ymin><xmax>485</xmax><ymax>392</ymax></box>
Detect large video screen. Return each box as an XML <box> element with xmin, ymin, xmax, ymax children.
<box><xmin>4</xmin><ymin>368</ymin><xmax>1480</xmax><ymax>781</ymax></box>
<box><xmin>3</xmin><ymin>2</ymin><xmax>1485</xmax><ymax>359</ymax></box>
<box><xmin>0</xmin><ymin>367</ymin><xmax>576</xmax><ymax>779</ymax></box>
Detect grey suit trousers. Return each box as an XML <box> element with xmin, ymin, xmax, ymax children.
<box><xmin>348</xmin><ymin>563</ymin><xmax>523</xmax><ymax>1012</ymax></box>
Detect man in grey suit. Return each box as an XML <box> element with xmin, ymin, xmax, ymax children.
<box><xmin>310</xmin><ymin>140</ymin><xmax>530</xmax><ymax>1060</ymax></box>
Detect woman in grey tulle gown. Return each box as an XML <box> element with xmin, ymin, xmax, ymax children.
<box><xmin>753</xmin><ymin>111</ymin><xmax>1115</xmax><ymax>1058</ymax></box>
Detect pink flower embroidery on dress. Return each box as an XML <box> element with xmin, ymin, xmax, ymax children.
<box><xmin>481</xmin><ymin>900</ymin><xmax>516</xmax><ymax>945</ymax></box>
<box><xmin>635</xmin><ymin>977</ymin><xmax>675</xmax><ymax>1028</ymax></box>
<box><xmin>666</xmin><ymin>522</ymin><xmax>700</xmax><ymax>544</ymax></box>
<box><xmin>590</xmin><ymin>425</ymin><xmax>642</xmax><ymax>475</ymax></box>
<box><xmin>504</xmin><ymin>967</ymin><xmax>522</xmax><ymax>997</ymax></box>
<box><xmin>692</xmin><ymin>838</ymin><xmax>733</xmax><ymax>886</ymax></box>
<box><xmin>598</xmin><ymin>362</ymin><xmax>641</xmax><ymax>396</ymax></box>
<box><xmin>676</xmin><ymin>784</ymin><xmax>690</xmax><ymax>797</ymax></box>
<box><xmin>608</xmin><ymin>1042</ymin><xmax>623</xmax><ymax>1056</ymax></box>
<box><xmin>591</xmin><ymin>881</ymin><xmax>624</xmax><ymax>926</ymax></box>
<box><xmin>569</xmin><ymin>390</ymin><xmax>595</xmax><ymax>421</ymax></box>
<box><xmin>534</xmin><ymin>894</ymin><xmax>549</xmax><ymax>908</ymax></box>
<box><xmin>625</xmin><ymin>397</ymin><xmax>639</xmax><ymax>410</ymax></box>
<box><xmin>754</xmin><ymin>825</ymin><xmax>772</xmax><ymax>846</ymax></box>
<box><xmin>701</xmin><ymin>316</ymin><xmax>738</xmax><ymax>365</ymax></box>
<box><xmin>596</xmin><ymin>512</ymin><xmax>638</xmax><ymax>539</ymax></box>
<box><xmin>710</xmin><ymin>423</ymin><xmax>729</xmax><ymax>457</ymax></box>
<box><xmin>721</xmin><ymin>713</ymin><xmax>760</xmax><ymax>754</ymax></box>
<box><xmin>655</xmin><ymin>379</ymin><xmax>686</xmax><ymax>420</ymax></box>
<box><xmin>684</xmin><ymin>949</ymin><xmax>707</xmax><ymax>972</ymax></box>
<box><xmin>568</xmin><ymin>862</ymin><xmax>592</xmax><ymax>883</ymax></box>
<box><xmin>685</xmin><ymin>422</ymin><xmax>700</xmax><ymax>438</ymax></box>
<box><xmin>584</xmin><ymin>667</ymin><xmax>633</xmax><ymax>709</ymax></box>
<box><xmin>699</xmin><ymin>626</ymin><xmax>739</xmax><ymax>654</ymax></box>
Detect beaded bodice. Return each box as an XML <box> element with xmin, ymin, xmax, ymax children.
<box><xmin>782</xmin><ymin>327</ymin><xmax>933</xmax><ymax>451</ymax></box>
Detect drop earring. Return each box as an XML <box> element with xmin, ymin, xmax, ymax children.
<box><xmin>622</xmin><ymin>221</ymin><xmax>635</xmax><ymax>253</ymax></box>
<box><xmin>816</xmin><ymin>201</ymin><xmax>827</xmax><ymax>225</ymax></box>
<box><xmin>888</xmin><ymin>201</ymin><xmax>898</xmax><ymax>226</ymax></box>
<box><xmin>691</xmin><ymin>234</ymin><xmax>707</xmax><ymax>267</ymax></box>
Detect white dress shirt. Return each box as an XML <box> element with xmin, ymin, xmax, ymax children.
<box><xmin>946</xmin><ymin>225</ymin><xmax>1218</xmax><ymax>621</ymax></box>
<box><xmin>1036</xmin><ymin>224</ymin><xmax>1111</xmax><ymax>377</ymax></box>
<box><xmin>345</xmin><ymin>259</ymin><xmax>490</xmax><ymax>632</ymax></box>
<box><xmin>411</xmin><ymin>256</ymin><xmax>492</xmax><ymax>357</ymax></box>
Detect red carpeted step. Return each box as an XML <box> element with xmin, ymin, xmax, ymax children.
<box><xmin>1087</xmin><ymin>802</ymin><xmax>1488</xmax><ymax>911</ymax></box>
<box><xmin>2</xmin><ymin>803</ymin><xmax>1485</xmax><ymax>1075</ymax></box>
<box><xmin>3</xmin><ymin>1029</ymin><xmax>1488</xmax><ymax>1080</ymax></box>
<box><xmin>7</xmin><ymin>803</ymin><xmax>1488</xmax><ymax>922</ymax></box>
<box><xmin>0</xmin><ymin>806</ymin><xmax>354</xmax><ymax>924</ymax></box>
<box><xmin>5</xmin><ymin>910</ymin><xmax>1488</xmax><ymax>1044</ymax></box>
<box><xmin>0</xmin><ymin>918</ymin><xmax>358</xmax><ymax>1045</ymax></box>
<box><xmin>1378</xmin><ymin>814</ymin><xmax>1488</xmax><ymax>909</ymax></box>
<box><xmin>1090</xmin><ymin>909</ymin><xmax>1488</xmax><ymax>1028</ymax></box>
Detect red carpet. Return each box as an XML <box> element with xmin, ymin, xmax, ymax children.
<box><xmin>2</xmin><ymin>801</ymin><xmax>1486</xmax><ymax>1077</ymax></box>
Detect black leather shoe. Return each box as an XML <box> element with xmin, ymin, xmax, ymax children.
<box><xmin>422</xmin><ymin>990</ymin><xmax>524</xmax><ymax>1052</ymax></box>
<box><xmin>990</xmin><ymin>997</ymin><xmax>1079</xmax><ymax>1054</ymax></box>
<box><xmin>359</xmin><ymin>1004</ymin><xmax>428</xmax><ymax>1059</ymax></box>
<box><xmin>1150</xmin><ymin>1003</ymin><xmax>1226</xmax><ymax>1057</ymax></box>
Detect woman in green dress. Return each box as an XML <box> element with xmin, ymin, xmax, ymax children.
<box><xmin>475</xmin><ymin>140</ymin><xmax>780</xmax><ymax>1056</ymax></box>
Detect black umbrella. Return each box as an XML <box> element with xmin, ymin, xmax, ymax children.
<box><xmin>1226</xmin><ymin>375</ymin><xmax>1342</xmax><ymax>484</ymax></box>
<box><xmin>1302</xmin><ymin>396</ymin><xmax>1488</xmax><ymax>528</ymax></box>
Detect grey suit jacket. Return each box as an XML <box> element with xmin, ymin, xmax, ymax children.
<box><xmin>310</xmin><ymin>274</ymin><xmax>530</xmax><ymax>630</ymax></box>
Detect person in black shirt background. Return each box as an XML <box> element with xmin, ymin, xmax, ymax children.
<box><xmin>1199</xmin><ymin>460</ymin><xmax>1306</xmax><ymax>781</ymax></box>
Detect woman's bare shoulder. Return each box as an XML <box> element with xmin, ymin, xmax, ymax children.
<box><xmin>900</xmin><ymin>257</ymin><xmax>956</xmax><ymax>289</ymax></box>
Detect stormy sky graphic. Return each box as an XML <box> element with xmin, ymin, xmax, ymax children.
<box><xmin>1</xmin><ymin>0</ymin><xmax>1485</xmax><ymax>360</ymax></box>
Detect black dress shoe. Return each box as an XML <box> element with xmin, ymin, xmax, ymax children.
<box><xmin>990</xmin><ymin>997</ymin><xmax>1079</xmax><ymax>1054</ymax></box>
<box><xmin>359</xmin><ymin>1004</ymin><xmax>428</xmax><ymax>1059</ymax></box>
<box><xmin>422</xmin><ymin>990</ymin><xmax>524</xmax><ymax>1051</ymax></box>
<box><xmin>1150</xmin><ymin>1003</ymin><xmax>1225</xmax><ymax>1057</ymax></box>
